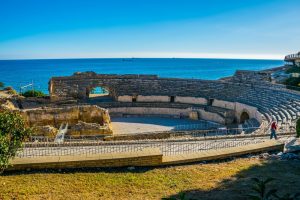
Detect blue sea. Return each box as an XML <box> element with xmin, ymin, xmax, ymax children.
<box><xmin>0</xmin><ymin>58</ymin><xmax>284</xmax><ymax>94</ymax></box>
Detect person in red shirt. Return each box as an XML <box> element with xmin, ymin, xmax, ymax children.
<box><xmin>270</xmin><ymin>121</ymin><xmax>277</xmax><ymax>139</ymax></box>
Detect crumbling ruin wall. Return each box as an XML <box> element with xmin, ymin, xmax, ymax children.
<box><xmin>49</xmin><ymin>72</ymin><xmax>227</xmax><ymax>100</ymax></box>
<box><xmin>21</xmin><ymin>105</ymin><xmax>112</xmax><ymax>136</ymax></box>
<box><xmin>49</xmin><ymin>71</ymin><xmax>273</xmax><ymax>102</ymax></box>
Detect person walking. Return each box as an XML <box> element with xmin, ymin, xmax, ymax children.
<box><xmin>270</xmin><ymin>121</ymin><xmax>277</xmax><ymax>139</ymax></box>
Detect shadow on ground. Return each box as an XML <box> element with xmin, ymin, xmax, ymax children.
<box><xmin>164</xmin><ymin>160</ymin><xmax>300</xmax><ymax>200</ymax></box>
<box><xmin>2</xmin><ymin>166</ymin><xmax>154</xmax><ymax>176</ymax></box>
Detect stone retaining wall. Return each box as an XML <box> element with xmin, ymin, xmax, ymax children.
<box><xmin>8</xmin><ymin>148</ymin><xmax>163</xmax><ymax>171</ymax></box>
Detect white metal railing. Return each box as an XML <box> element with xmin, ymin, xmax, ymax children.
<box><xmin>285</xmin><ymin>53</ymin><xmax>300</xmax><ymax>60</ymax></box>
<box><xmin>18</xmin><ymin>119</ymin><xmax>296</xmax><ymax>158</ymax></box>
<box><xmin>17</xmin><ymin>137</ymin><xmax>265</xmax><ymax>157</ymax></box>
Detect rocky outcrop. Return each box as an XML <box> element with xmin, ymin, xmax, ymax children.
<box><xmin>68</xmin><ymin>121</ymin><xmax>112</xmax><ymax>136</ymax></box>
<box><xmin>0</xmin><ymin>99</ymin><xmax>17</xmax><ymax>111</ymax></box>
<box><xmin>21</xmin><ymin>105</ymin><xmax>110</xmax><ymax>127</ymax></box>
<box><xmin>284</xmin><ymin>138</ymin><xmax>300</xmax><ymax>153</ymax></box>
<box><xmin>34</xmin><ymin>125</ymin><xmax>58</xmax><ymax>138</ymax></box>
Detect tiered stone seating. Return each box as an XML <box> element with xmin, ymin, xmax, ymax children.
<box><xmin>210</xmin><ymin>83</ymin><xmax>300</xmax><ymax>131</ymax></box>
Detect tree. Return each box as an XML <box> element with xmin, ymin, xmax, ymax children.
<box><xmin>0</xmin><ymin>82</ymin><xmax>4</xmax><ymax>89</ymax></box>
<box><xmin>22</xmin><ymin>90</ymin><xmax>45</xmax><ymax>97</ymax></box>
<box><xmin>0</xmin><ymin>112</ymin><xmax>32</xmax><ymax>173</ymax></box>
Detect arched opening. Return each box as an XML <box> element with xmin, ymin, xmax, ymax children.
<box><xmin>87</xmin><ymin>86</ymin><xmax>112</xmax><ymax>102</ymax></box>
<box><xmin>240</xmin><ymin>111</ymin><xmax>250</xmax><ymax>123</ymax></box>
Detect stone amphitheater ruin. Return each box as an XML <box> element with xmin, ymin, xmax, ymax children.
<box><xmin>7</xmin><ymin>68</ymin><xmax>298</xmax><ymax>139</ymax></box>
<box><xmin>3</xmin><ymin>66</ymin><xmax>300</xmax><ymax>170</ymax></box>
<box><xmin>45</xmin><ymin>70</ymin><xmax>299</xmax><ymax>135</ymax></box>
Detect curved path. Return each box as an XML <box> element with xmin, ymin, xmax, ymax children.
<box><xmin>17</xmin><ymin>136</ymin><xmax>291</xmax><ymax>158</ymax></box>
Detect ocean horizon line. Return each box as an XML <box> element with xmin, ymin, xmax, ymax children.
<box><xmin>0</xmin><ymin>57</ymin><xmax>283</xmax><ymax>61</ymax></box>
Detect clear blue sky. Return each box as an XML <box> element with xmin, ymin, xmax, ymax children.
<box><xmin>0</xmin><ymin>0</ymin><xmax>299</xmax><ymax>59</ymax></box>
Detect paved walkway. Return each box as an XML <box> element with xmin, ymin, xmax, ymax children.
<box><xmin>17</xmin><ymin>137</ymin><xmax>280</xmax><ymax>157</ymax></box>
<box><xmin>163</xmin><ymin>140</ymin><xmax>284</xmax><ymax>165</ymax></box>
<box><xmin>9</xmin><ymin>140</ymin><xmax>284</xmax><ymax>171</ymax></box>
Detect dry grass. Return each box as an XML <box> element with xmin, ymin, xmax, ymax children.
<box><xmin>1</xmin><ymin>158</ymin><xmax>300</xmax><ymax>200</ymax></box>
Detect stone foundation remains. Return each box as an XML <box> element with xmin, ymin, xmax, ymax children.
<box><xmin>20</xmin><ymin>105</ymin><xmax>112</xmax><ymax>137</ymax></box>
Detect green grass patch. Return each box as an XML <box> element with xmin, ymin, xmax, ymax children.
<box><xmin>22</xmin><ymin>90</ymin><xmax>46</xmax><ymax>97</ymax></box>
<box><xmin>1</xmin><ymin>159</ymin><xmax>300</xmax><ymax>200</ymax></box>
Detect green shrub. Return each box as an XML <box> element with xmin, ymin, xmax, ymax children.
<box><xmin>0</xmin><ymin>82</ymin><xmax>4</xmax><ymax>89</ymax></box>
<box><xmin>0</xmin><ymin>112</ymin><xmax>32</xmax><ymax>173</ymax></box>
<box><xmin>296</xmin><ymin>118</ymin><xmax>300</xmax><ymax>138</ymax></box>
<box><xmin>22</xmin><ymin>90</ymin><xmax>45</xmax><ymax>97</ymax></box>
<box><xmin>285</xmin><ymin>66</ymin><xmax>300</xmax><ymax>74</ymax></box>
<box><xmin>284</xmin><ymin>77</ymin><xmax>300</xmax><ymax>87</ymax></box>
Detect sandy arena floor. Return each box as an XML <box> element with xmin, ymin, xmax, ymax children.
<box><xmin>111</xmin><ymin>117</ymin><xmax>209</xmax><ymax>135</ymax></box>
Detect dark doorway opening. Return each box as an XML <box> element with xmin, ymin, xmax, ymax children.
<box><xmin>132</xmin><ymin>96</ymin><xmax>137</xmax><ymax>102</ymax></box>
<box><xmin>240</xmin><ymin>111</ymin><xmax>250</xmax><ymax>123</ymax></box>
<box><xmin>208</xmin><ymin>98</ymin><xmax>214</xmax><ymax>106</ymax></box>
<box><xmin>170</xmin><ymin>96</ymin><xmax>175</xmax><ymax>103</ymax></box>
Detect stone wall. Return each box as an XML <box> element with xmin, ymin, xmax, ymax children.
<box><xmin>48</xmin><ymin>71</ymin><xmax>273</xmax><ymax>105</ymax></box>
<box><xmin>108</xmin><ymin>107</ymin><xmax>190</xmax><ymax>118</ymax></box>
<box><xmin>108</xmin><ymin>106</ymin><xmax>233</xmax><ymax>125</ymax></box>
<box><xmin>136</xmin><ymin>95</ymin><xmax>170</xmax><ymax>102</ymax></box>
<box><xmin>117</xmin><ymin>95</ymin><xmax>207</xmax><ymax>105</ymax></box>
<box><xmin>49</xmin><ymin>72</ymin><xmax>228</xmax><ymax>100</ymax></box>
<box><xmin>235</xmin><ymin>102</ymin><xmax>262</xmax><ymax>123</ymax></box>
<box><xmin>175</xmin><ymin>96</ymin><xmax>207</xmax><ymax>105</ymax></box>
<box><xmin>197</xmin><ymin>109</ymin><xmax>226</xmax><ymax>124</ymax></box>
<box><xmin>9</xmin><ymin>148</ymin><xmax>163</xmax><ymax>171</ymax></box>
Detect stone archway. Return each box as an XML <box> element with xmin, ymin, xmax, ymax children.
<box><xmin>240</xmin><ymin>111</ymin><xmax>250</xmax><ymax>123</ymax></box>
<box><xmin>86</xmin><ymin>85</ymin><xmax>112</xmax><ymax>102</ymax></box>
<box><xmin>88</xmin><ymin>86</ymin><xmax>109</xmax><ymax>98</ymax></box>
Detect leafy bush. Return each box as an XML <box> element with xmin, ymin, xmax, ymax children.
<box><xmin>0</xmin><ymin>112</ymin><xmax>32</xmax><ymax>173</ymax></box>
<box><xmin>22</xmin><ymin>90</ymin><xmax>45</xmax><ymax>97</ymax></box>
<box><xmin>0</xmin><ymin>82</ymin><xmax>4</xmax><ymax>89</ymax></box>
<box><xmin>296</xmin><ymin>118</ymin><xmax>300</xmax><ymax>138</ymax></box>
<box><xmin>284</xmin><ymin>77</ymin><xmax>300</xmax><ymax>87</ymax></box>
